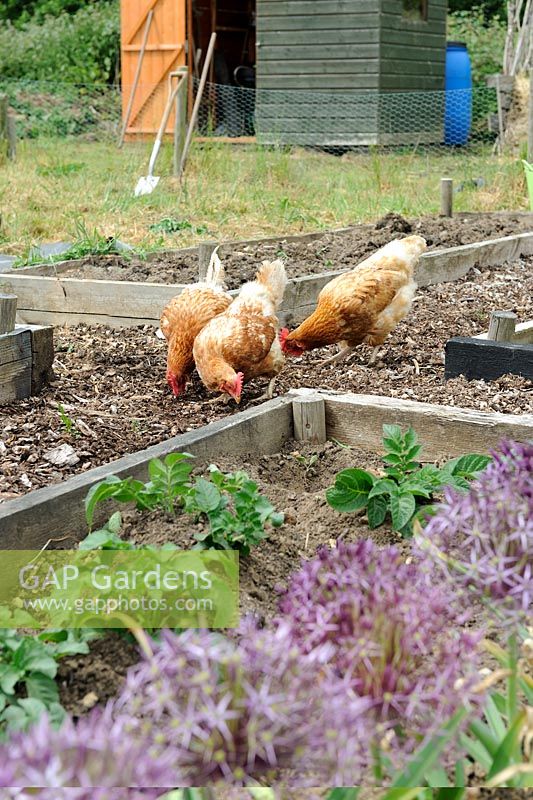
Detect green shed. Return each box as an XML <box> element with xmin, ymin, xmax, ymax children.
<box><xmin>254</xmin><ymin>0</ymin><xmax>447</xmax><ymax>146</ymax></box>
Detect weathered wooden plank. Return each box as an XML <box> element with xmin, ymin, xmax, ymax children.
<box><xmin>258</xmin><ymin>28</ymin><xmax>380</xmax><ymax>46</ymax></box>
<box><xmin>0</xmin><ymin>397</ymin><xmax>294</xmax><ymax>549</ymax></box>
<box><xmin>0</xmin><ymin>275</ymin><xmax>183</xmax><ymax>319</ymax></box>
<box><xmin>17</xmin><ymin>323</ymin><xmax>54</xmax><ymax>394</ymax></box>
<box><xmin>381</xmin><ymin>30</ymin><xmax>445</xmax><ymax>46</ymax></box>
<box><xmin>255</xmin><ymin>117</ymin><xmax>379</xmax><ymax>134</ymax></box>
<box><xmin>258</xmin><ymin>0</ymin><xmax>378</xmax><ymax>14</ymax></box>
<box><xmin>415</xmin><ymin>232</ymin><xmax>533</xmax><ymax>287</ymax></box>
<box><xmin>0</xmin><ymin>354</ymin><xmax>31</xmax><ymax>404</ymax></box>
<box><xmin>0</xmin><ymin>294</ymin><xmax>17</xmax><ymax>334</ymax></box>
<box><xmin>293</xmin><ymin>396</ymin><xmax>327</xmax><ymax>444</ymax></box>
<box><xmin>0</xmin><ymin>328</ymin><xmax>31</xmax><ymax>366</ymax></box>
<box><xmin>380</xmin><ymin>75</ymin><xmax>445</xmax><ymax>90</ymax></box>
<box><xmin>258</xmin><ymin>58</ymin><xmax>381</xmax><ymax>76</ymax></box>
<box><xmin>15</xmin><ymin>309</ymin><xmax>160</xmax><ymax>329</ymax></box>
<box><xmin>315</xmin><ymin>390</ymin><xmax>533</xmax><ymax>461</ymax></box>
<box><xmin>445</xmin><ymin>337</ymin><xmax>533</xmax><ymax>382</ymax></box>
<box><xmin>259</xmin><ymin>14</ymin><xmax>378</xmax><ymax>31</ymax></box>
<box><xmin>476</xmin><ymin>321</ymin><xmax>533</xmax><ymax>346</ymax></box>
<box><xmin>258</xmin><ymin>74</ymin><xmax>380</xmax><ymax>90</ymax></box>
<box><xmin>258</xmin><ymin>43</ymin><xmax>379</xmax><ymax>61</ymax></box>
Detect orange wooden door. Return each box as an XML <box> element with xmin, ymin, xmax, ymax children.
<box><xmin>121</xmin><ymin>0</ymin><xmax>186</xmax><ymax>139</ymax></box>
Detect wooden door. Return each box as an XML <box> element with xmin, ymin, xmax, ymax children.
<box><xmin>121</xmin><ymin>0</ymin><xmax>186</xmax><ymax>139</ymax></box>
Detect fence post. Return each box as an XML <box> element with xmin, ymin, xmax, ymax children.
<box><xmin>440</xmin><ymin>178</ymin><xmax>453</xmax><ymax>217</ymax></box>
<box><xmin>198</xmin><ymin>241</ymin><xmax>218</xmax><ymax>281</ymax></box>
<box><xmin>487</xmin><ymin>311</ymin><xmax>517</xmax><ymax>342</ymax></box>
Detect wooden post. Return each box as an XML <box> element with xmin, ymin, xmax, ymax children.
<box><xmin>440</xmin><ymin>178</ymin><xmax>453</xmax><ymax>217</ymax></box>
<box><xmin>118</xmin><ymin>8</ymin><xmax>154</xmax><ymax>147</ymax></box>
<box><xmin>487</xmin><ymin>310</ymin><xmax>517</xmax><ymax>342</ymax></box>
<box><xmin>527</xmin><ymin>69</ymin><xmax>533</xmax><ymax>164</ymax></box>
<box><xmin>173</xmin><ymin>67</ymin><xmax>188</xmax><ymax>176</ymax></box>
<box><xmin>6</xmin><ymin>114</ymin><xmax>16</xmax><ymax>161</ymax></box>
<box><xmin>0</xmin><ymin>94</ymin><xmax>7</xmax><ymax>155</ymax></box>
<box><xmin>198</xmin><ymin>241</ymin><xmax>218</xmax><ymax>280</ymax></box>
<box><xmin>292</xmin><ymin>396</ymin><xmax>327</xmax><ymax>444</ymax></box>
<box><xmin>0</xmin><ymin>294</ymin><xmax>17</xmax><ymax>334</ymax></box>
<box><xmin>495</xmin><ymin>74</ymin><xmax>504</xmax><ymax>155</ymax></box>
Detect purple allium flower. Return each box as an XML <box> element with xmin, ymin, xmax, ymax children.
<box><xmin>0</xmin><ymin>792</ymin><xmax>166</xmax><ymax>800</ymax></box>
<box><xmin>115</xmin><ymin>622</ymin><xmax>353</xmax><ymax>786</ymax></box>
<box><xmin>0</xmin><ymin>705</ymin><xmax>179</xmax><ymax>789</ymax></box>
<box><xmin>277</xmin><ymin>539</ymin><xmax>481</xmax><ymax>772</ymax></box>
<box><xmin>418</xmin><ymin>440</ymin><xmax>533</xmax><ymax>625</ymax></box>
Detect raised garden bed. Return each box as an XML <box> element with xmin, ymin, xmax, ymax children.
<box><xmin>1</xmin><ymin>214</ymin><xmax>532</xmax><ymax>328</ymax></box>
<box><xmin>1</xmin><ymin>253</ymin><xmax>531</xmax><ymax>502</ymax></box>
<box><xmin>1</xmin><ymin>390</ymin><xmax>532</xmax><ymax>554</ymax></box>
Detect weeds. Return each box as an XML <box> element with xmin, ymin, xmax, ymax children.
<box><xmin>57</xmin><ymin>403</ymin><xmax>77</xmax><ymax>436</ymax></box>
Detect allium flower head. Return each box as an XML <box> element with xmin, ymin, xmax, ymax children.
<box><xmin>0</xmin><ymin>705</ymin><xmax>179</xmax><ymax>789</ymax></box>
<box><xmin>0</xmin><ymin>792</ymin><xmax>165</xmax><ymax>800</ymax></box>
<box><xmin>277</xmin><ymin>539</ymin><xmax>481</xmax><ymax>767</ymax></box>
<box><xmin>116</xmin><ymin>622</ymin><xmax>342</xmax><ymax>785</ymax></box>
<box><xmin>418</xmin><ymin>440</ymin><xmax>533</xmax><ymax>625</ymax></box>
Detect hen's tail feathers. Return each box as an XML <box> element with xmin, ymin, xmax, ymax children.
<box><xmin>205</xmin><ymin>246</ymin><xmax>226</xmax><ymax>287</ymax></box>
<box><xmin>255</xmin><ymin>259</ymin><xmax>288</xmax><ymax>308</ymax></box>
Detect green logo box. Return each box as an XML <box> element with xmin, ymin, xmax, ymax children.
<box><xmin>0</xmin><ymin>550</ymin><xmax>239</xmax><ymax>629</ymax></box>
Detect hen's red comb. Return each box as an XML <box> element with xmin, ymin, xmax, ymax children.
<box><xmin>234</xmin><ymin>371</ymin><xmax>244</xmax><ymax>397</ymax></box>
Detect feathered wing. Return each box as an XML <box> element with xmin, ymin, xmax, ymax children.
<box><xmin>193</xmin><ymin>260</ymin><xmax>287</xmax><ymax>394</ymax></box>
<box><xmin>284</xmin><ymin>235</ymin><xmax>426</xmax><ymax>351</ymax></box>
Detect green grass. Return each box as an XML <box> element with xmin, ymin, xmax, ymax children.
<box><xmin>0</xmin><ymin>138</ymin><xmax>529</xmax><ymax>256</ymax></box>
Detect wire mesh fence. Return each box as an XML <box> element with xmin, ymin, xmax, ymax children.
<box><xmin>0</xmin><ymin>78</ymin><xmax>499</xmax><ymax>154</ymax></box>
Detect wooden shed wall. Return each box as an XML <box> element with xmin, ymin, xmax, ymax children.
<box><xmin>255</xmin><ymin>0</ymin><xmax>447</xmax><ymax>146</ymax></box>
<box><xmin>380</xmin><ymin>0</ymin><xmax>446</xmax><ymax>91</ymax></box>
<box><xmin>256</xmin><ymin>0</ymin><xmax>381</xmax><ymax>146</ymax></box>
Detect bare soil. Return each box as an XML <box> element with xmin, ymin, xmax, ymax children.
<box><xmin>119</xmin><ymin>441</ymin><xmax>395</xmax><ymax>621</ymax></box>
<box><xmin>43</xmin><ymin>212</ymin><xmax>533</xmax><ymax>288</ymax></box>
<box><xmin>1</xmin><ymin>255</ymin><xmax>531</xmax><ymax>502</ymax></box>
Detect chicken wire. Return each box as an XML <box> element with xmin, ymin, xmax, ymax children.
<box><xmin>1</xmin><ymin>78</ymin><xmax>498</xmax><ymax>154</ymax></box>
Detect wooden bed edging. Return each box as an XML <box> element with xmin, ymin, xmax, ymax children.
<box><xmin>289</xmin><ymin>389</ymin><xmax>533</xmax><ymax>461</ymax></box>
<box><xmin>2</xmin><ymin>389</ymin><xmax>533</xmax><ymax>550</ymax></box>
<box><xmin>1</xmin><ymin>231</ymin><xmax>532</xmax><ymax>329</ymax></box>
<box><xmin>0</xmin><ymin>397</ymin><xmax>293</xmax><ymax>550</ymax></box>
<box><xmin>445</xmin><ymin>336</ymin><xmax>533</xmax><ymax>382</ymax></box>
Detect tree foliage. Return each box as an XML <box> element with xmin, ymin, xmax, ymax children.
<box><xmin>0</xmin><ymin>1</ymin><xmax>115</xmax><ymax>26</ymax></box>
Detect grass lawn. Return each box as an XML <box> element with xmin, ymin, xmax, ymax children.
<box><xmin>1</xmin><ymin>137</ymin><xmax>530</xmax><ymax>256</ymax></box>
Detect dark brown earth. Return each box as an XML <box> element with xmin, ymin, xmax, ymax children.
<box><xmin>1</xmin><ymin>255</ymin><xmax>531</xmax><ymax>501</ymax></box>
<box><xmin>57</xmin><ymin>632</ymin><xmax>139</xmax><ymax>718</ymax></box>
<box><xmin>46</xmin><ymin>212</ymin><xmax>533</xmax><ymax>288</ymax></box>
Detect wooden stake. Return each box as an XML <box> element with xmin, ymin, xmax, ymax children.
<box><xmin>173</xmin><ymin>67</ymin><xmax>188</xmax><ymax>176</ymax></box>
<box><xmin>118</xmin><ymin>9</ymin><xmax>154</xmax><ymax>147</ymax></box>
<box><xmin>440</xmin><ymin>178</ymin><xmax>453</xmax><ymax>217</ymax></box>
<box><xmin>0</xmin><ymin>294</ymin><xmax>17</xmax><ymax>334</ymax></box>
<box><xmin>178</xmin><ymin>32</ymin><xmax>217</xmax><ymax>180</ymax></box>
<box><xmin>527</xmin><ymin>69</ymin><xmax>533</xmax><ymax>164</ymax></box>
<box><xmin>198</xmin><ymin>241</ymin><xmax>218</xmax><ymax>280</ymax></box>
<box><xmin>0</xmin><ymin>94</ymin><xmax>7</xmax><ymax>151</ymax></box>
<box><xmin>292</xmin><ymin>396</ymin><xmax>327</xmax><ymax>444</ymax></box>
<box><xmin>487</xmin><ymin>310</ymin><xmax>517</xmax><ymax>342</ymax></box>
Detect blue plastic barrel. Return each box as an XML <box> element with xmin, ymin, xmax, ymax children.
<box><xmin>444</xmin><ymin>41</ymin><xmax>472</xmax><ymax>146</ymax></box>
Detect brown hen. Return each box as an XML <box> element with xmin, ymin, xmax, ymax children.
<box><xmin>280</xmin><ymin>235</ymin><xmax>427</xmax><ymax>364</ymax></box>
<box><xmin>160</xmin><ymin>250</ymin><xmax>232</xmax><ymax>396</ymax></box>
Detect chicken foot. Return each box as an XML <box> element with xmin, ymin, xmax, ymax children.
<box><xmin>205</xmin><ymin>393</ymin><xmax>234</xmax><ymax>406</ymax></box>
<box><xmin>319</xmin><ymin>346</ymin><xmax>355</xmax><ymax>367</ymax></box>
<box><xmin>249</xmin><ymin>376</ymin><xmax>278</xmax><ymax>405</ymax></box>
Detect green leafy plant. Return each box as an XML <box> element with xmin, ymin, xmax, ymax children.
<box><xmin>0</xmin><ymin>628</ymin><xmax>91</xmax><ymax>740</ymax></box>
<box><xmin>15</xmin><ymin>219</ymin><xmax>131</xmax><ymax>268</ymax></box>
<box><xmin>57</xmin><ymin>402</ymin><xmax>77</xmax><ymax>436</ymax></box>
<box><xmin>83</xmin><ymin>455</ymin><xmax>283</xmax><ymax>556</ymax></box>
<box><xmin>184</xmin><ymin>465</ymin><xmax>284</xmax><ymax>555</ymax></box>
<box><xmin>84</xmin><ymin>452</ymin><xmax>194</xmax><ymax>529</ymax></box>
<box><xmin>326</xmin><ymin>425</ymin><xmax>491</xmax><ymax>536</ymax></box>
<box><xmin>149</xmin><ymin>218</ymin><xmax>208</xmax><ymax>235</ymax></box>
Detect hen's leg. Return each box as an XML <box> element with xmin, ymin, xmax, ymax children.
<box><xmin>368</xmin><ymin>346</ymin><xmax>381</xmax><ymax>366</ymax></box>
<box><xmin>319</xmin><ymin>346</ymin><xmax>355</xmax><ymax>367</ymax></box>
<box><xmin>250</xmin><ymin>377</ymin><xmax>278</xmax><ymax>405</ymax></box>
<box><xmin>205</xmin><ymin>393</ymin><xmax>233</xmax><ymax>405</ymax></box>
